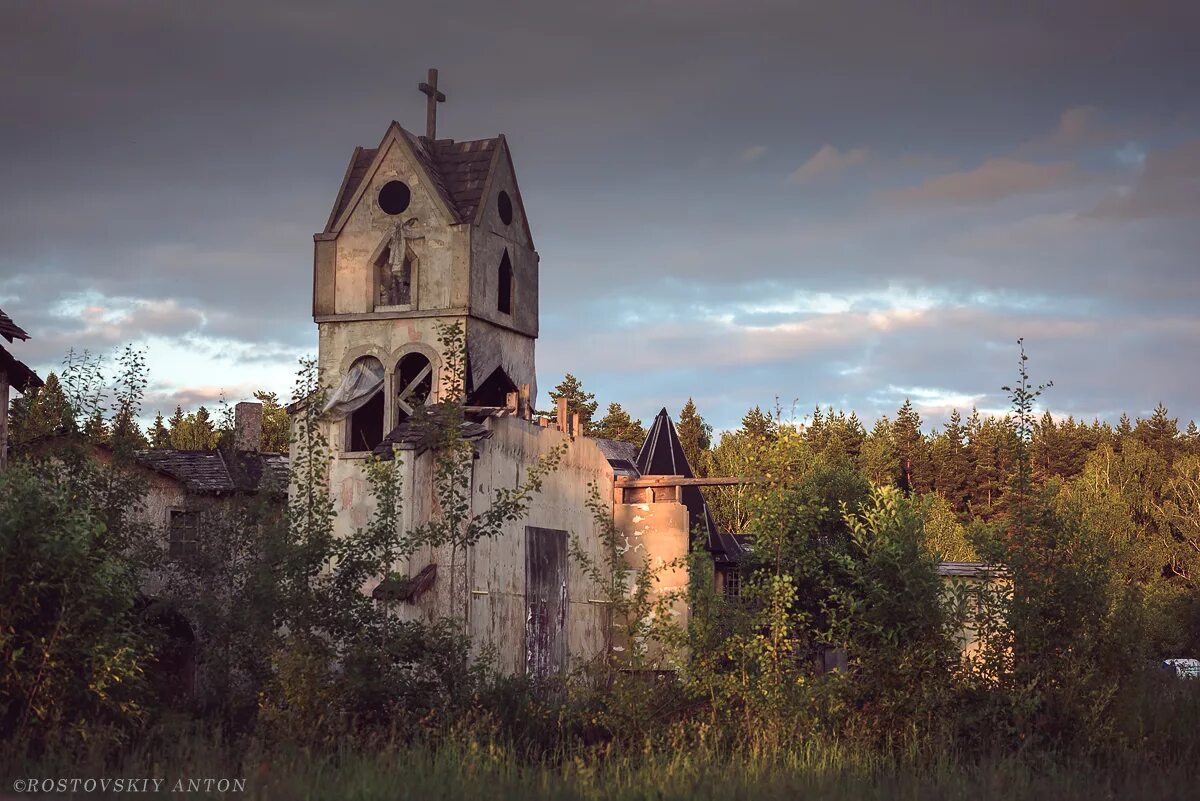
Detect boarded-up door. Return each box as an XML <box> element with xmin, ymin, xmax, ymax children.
<box><xmin>525</xmin><ymin>526</ymin><xmax>568</xmax><ymax>680</ymax></box>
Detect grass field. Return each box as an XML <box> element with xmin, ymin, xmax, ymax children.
<box><xmin>9</xmin><ymin>733</ymin><xmax>1198</xmax><ymax>801</ymax></box>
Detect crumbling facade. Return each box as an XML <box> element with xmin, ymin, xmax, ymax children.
<box><xmin>300</xmin><ymin>73</ymin><xmax>994</xmax><ymax>678</ymax></box>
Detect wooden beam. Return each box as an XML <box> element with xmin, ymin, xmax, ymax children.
<box><xmin>615</xmin><ymin>476</ymin><xmax>754</xmax><ymax>488</ymax></box>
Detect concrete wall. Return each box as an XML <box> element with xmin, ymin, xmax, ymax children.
<box><xmin>313</xmin><ymin>414</ymin><xmax>617</xmax><ymax>675</ymax></box>
<box><xmin>316</xmin><ymin>315</ymin><xmax>451</xmax><ymax>450</ymax></box>
<box><xmin>612</xmin><ymin>494</ymin><xmax>692</xmax><ymax>666</ymax></box>
<box><xmin>330</xmin><ymin>136</ymin><xmax>470</xmax><ymax>316</ymax></box>
<box><xmin>468</xmin><ymin>143</ymin><xmax>538</xmax><ymax>339</ymax></box>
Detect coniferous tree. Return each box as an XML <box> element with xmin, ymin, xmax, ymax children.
<box><xmin>892</xmin><ymin>400</ymin><xmax>931</xmax><ymax>494</ymax></box>
<box><xmin>932</xmin><ymin>409</ymin><xmax>970</xmax><ymax>513</ymax></box>
<box><xmin>1185</xmin><ymin>420</ymin><xmax>1200</xmax><ymax>456</ymax></box>
<box><xmin>548</xmin><ymin>374</ymin><xmax>598</xmax><ymax>433</ymax></box>
<box><xmin>1116</xmin><ymin>412</ymin><xmax>1133</xmax><ymax>447</ymax></box>
<box><xmin>676</xmin><ymin>398</ymin><xmax>713</xmax><ymax>476</ymax></box>
<box><xmin>82</xmin><ymin>408</ymin><xmax>109</xmax><ymax>444</ymax></box>
<box><xmin>8</xmin><ymin>372</ymin><xmax>75</xmax><ymax>445</ymax></box>
<box><xmin>192</xmin><ymin>407</ymin><xmax>217</xmax><ymax>450</ymax></box>
<box><xmin>740</xmin><ymin>405</ymin><xmax>777</xmax><ymax>441</ymax></box>
<box><xmin>860</xmin><ymin>416</ymin><xmax>899</xmax><ymax>487</ymax></box>
<box><xmin>166</xmin><ymin>406</ymin><xmax>188</xmax><ymax>449</ymax></box>
<box><xmin>149</xmin><ymin>413</ymin><xmax>171</xmax><ymax>448</ymax></box>
<box><xmin>110</xmin><ymin>406</ymin><xmax>148</xmax><ymax>451</ymax></box>
<box><xmin>1136</xmin><ymin>402</ymin><xmax>1178</xmax><ymax>465</ymax></box>
<box><xmin>592</xmin><ymin>402</ymin><xmax>646</xmax><ymax>447</ymax></box>
<box><xmin>254</xmin><ymin>391</ymin><xmax>291</xmax><ymax>453</ymax></box>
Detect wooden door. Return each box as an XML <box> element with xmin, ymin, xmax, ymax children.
<box><xmin>525</xmin><ymin>526</ymin><xmax>568</xmax><ymax>680</ymax></box>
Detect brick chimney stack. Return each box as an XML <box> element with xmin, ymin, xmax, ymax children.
<box><xmin>234</xmin><ymin>402</ymin><xmax>263</xmax><ymax>452</ymax></box>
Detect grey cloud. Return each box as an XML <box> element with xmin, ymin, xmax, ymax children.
<box><xmin>4</xmin><ymin>0</ymin><xmax>1199</xmax><ymax>420</ymax></box>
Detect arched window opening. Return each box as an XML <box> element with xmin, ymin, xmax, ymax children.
<box><xmin>349</xmin><ymin>391</ymin><xmax>385</xmax><ymax>452</ymax></box>
<box><xmin>497</xmin><ymin>250</ymin><xmax>513</xmax><ymax>315</ymax></box>
<box><xmin>396</xmin><ymin>352</ymin><xmax>434</xmax><ymax>425</ymax></box>
<box><xmin>324</xmin><ymin>356</ymin><xmax>385</xmax><ymax>453</ymax></box>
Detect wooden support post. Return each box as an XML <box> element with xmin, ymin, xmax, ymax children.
<box><xmin>0</xmin><ymin>370</ymin><xmax>8</xmax><ymax>473</ymax></box>
<box><xmin>572</xmin><ymin>412</ymin><xmax>582</xmax><ymax>438</ymax></box>
<box><xmin>505</xmin><ymin>391</ymin><xmax>518</xmax><ymax>415</ymax></box>
<box><xmin>518</xmin><ymin>383</ymin><xmax>531</xmax><ymax>420</ymax></box>
<box><xmin>538</xmin><ymin>416</ymin><xmax>549</xmax><ymax>427</ymax></box>
<box><xmin>557</xmin><ymin>397</ymin><xmax>568</xmax><ymax>433</ymax></box>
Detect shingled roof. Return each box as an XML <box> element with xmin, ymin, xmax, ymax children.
<box><xmin>0</xmin><ymin>308</ymin><xmax>30</xmax><ymax>343</ymax></box>
<box><xmin>373</xmin><ymin>417</ymin><xmax>492</xmax><ymax>460</ymax></box>
<box><xmin>593</xmin><ymin>437</ymin><xmax>641</xmax><ymax>478</ymax></box>
<box><xmin>134</xmin><ymin>449</ymin><xmax>289</xmax><ymax>494</ymax></box>
<box><xmin>0</xmin><ymin>344</ymin><xmax>43</xmax><ymax>393</ymax></box>
<box><xmin>636</xmin><ymin>409</ymin><xmax>742</xmax><ymax>564</ymax></box>
<box><xmin>325</xmin><ymin>124</ymin><xmax>500</xmax><ymax>230</ymax></box>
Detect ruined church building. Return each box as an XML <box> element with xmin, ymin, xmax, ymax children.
<box><xmin>302</xmin><ymin>71</ymin><xmax>737</xmax><ymax>677</ymax></box>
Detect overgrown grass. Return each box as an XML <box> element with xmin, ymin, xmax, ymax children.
<box><xmin>7</xmin><ymin>732</ymin><xmax>1199</xmax><ymax>801</ymax></box>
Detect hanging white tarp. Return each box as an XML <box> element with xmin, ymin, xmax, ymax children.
<box><xmin>322</xmin><ymin>358</ymin><xmax>384</xmax><ymax>420</ymax></box>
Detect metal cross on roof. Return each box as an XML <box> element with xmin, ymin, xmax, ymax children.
<box><xmin>418</xmin><ymin>68</ymin><xmax>446</xmax><ymax>140</ymax></box>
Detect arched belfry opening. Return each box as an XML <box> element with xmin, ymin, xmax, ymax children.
<box><xmin>324</xmin><ymin>355</ymin><xmax>385</xmax><ymax>453</ymax></box>
<box><xmin>498</xmin><ymin>249</ymin><xmax>513</xmax><ymax>314</ymax></box>
<box><xmin>395</xmin><ymin>352</ymin><xmax>434</xmax><ymax>424</ymax></box>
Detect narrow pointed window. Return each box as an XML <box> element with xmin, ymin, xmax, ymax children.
<box><xmin>498</xmin><ymin>250</ymin><xmax>513</xmax><ymax>315</ymax></box>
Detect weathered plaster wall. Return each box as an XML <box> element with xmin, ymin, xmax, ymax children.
<box><xmin>312</xmin><ymin>415</ymin><xmax>616</xmax><ymax>675</ymax></box>
<box><xmin>464</xmin><ymin>419</ymin><xmax>614</xmax><ymax>674</ymax></box>
<box><xmin>331</xmin><ymin>138</ymin><xmax>470</xmax><ymax>316</ymax></box>
<box><xmin>468</xmin><ymin>145</ymin><xmax>538</xmax><ymax>338</ymax></box>
<box><xmin>316</xmin><ymin>316</ymin><xmax>449</xmax><ymax>448</ymax></box>
<box><xmin>613</xmin><ymin>497</ymin><xmax>691</xmax><ymax>664</ymax></box>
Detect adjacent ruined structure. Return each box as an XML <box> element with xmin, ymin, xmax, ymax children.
<box><xmin>0</xmin><ymin>308</ymin><xmax>44</xmax><ymax>471</ymax></box>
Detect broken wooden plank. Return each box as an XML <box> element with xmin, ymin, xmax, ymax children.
<box><xmin>614</xmin><ymin>476</ymin><xmax>755</xmax><ymax>488</ymax></box>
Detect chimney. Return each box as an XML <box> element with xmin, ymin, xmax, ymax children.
<box><xmin>234</xmin><ymin>401</ymin><xmax>263</xmax><ymax>452</ymax></box>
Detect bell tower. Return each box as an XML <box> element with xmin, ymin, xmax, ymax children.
<box><xmin>312</xmin><ymin>69</ymin><xmax>539</xmax><ymax>454</ymax></box>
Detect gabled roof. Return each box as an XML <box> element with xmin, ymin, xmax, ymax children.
<box><xmin>323</xmin><ymin>122</ymin><xmax>503</xmax><ymax>232</ymax></box>
<box><xmin>134</xmin><ymin>449</ymin><xmax>289</xmax><ymax>494</ymax></box>
<box><xmin>636</xmin><ymin>409</ymin><xmax>740</xmax><ymax>562</ymax></box>
<box><xmin>0</xmin><ymin>308</ymin><xmax>30</xmax><ymax>343</ymax></box>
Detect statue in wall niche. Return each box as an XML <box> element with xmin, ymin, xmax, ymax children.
<box><xmin>379</xmin><ymin>218</ymin><xmax>418</xmax><ymax>306</ymax></box>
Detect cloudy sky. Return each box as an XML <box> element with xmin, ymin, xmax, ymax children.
<box><xmin>2</xmin><ymin>1</ymin><xmax>1198</xmax><ymax>431</ymax></box>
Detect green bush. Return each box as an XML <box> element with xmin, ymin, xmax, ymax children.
<box><xmin>0</xmin><ymin>462</ymin><xmax>150</xmax><ymax>750</ymax></box>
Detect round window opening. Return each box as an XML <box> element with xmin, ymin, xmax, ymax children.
<box><xmin>378</xmin><ymin>181</ymin><xmax>411</xmax><ymax>215</ymax></box>
<box><xmin>497</xmin><ymin>190</ymin><xmax>514</xmax><ymax>225</ymax></box>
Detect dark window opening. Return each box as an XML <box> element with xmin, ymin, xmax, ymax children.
<box><xmin>497</xmin><ymin>190</ymin><xmax>514</xmax><ymax>225</ymax></box>
<box><xmin>169</xmin><ymin>510</ymin><xmax>200</xmax><ymax>558</ymax></box>
<box><xmin>396</xmin><ymin>353</ymin><xmax>433</xmax><ymax>424</ymax></box>
<box><xmin>722</xmin><ymin>567</ymin><xmax>741</xmax><ymax>598</ymax></box>
<box><xmin>378</xmin><ymin>181</ymin><xmax>411</xmax><ymax>215</ymax></box>
<box><xmin>375</xmin><ymin>245</ymin><xmax>413</xmax><ymax>307</ymax></box>
<box><xmin>498</xmin><ymin>250</ymin><xmax>513</xmax><ymax>314</ymax></box>
<box><xmin>470</xmin><ymin>366</ymin><xmax>516</xmax><ymax>407</ymax></box>
<box><xmin>348</xmin><ymin>389</ymin><xmax>385</xmax><ymax>452</ymax></box>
